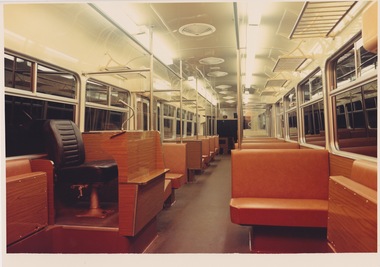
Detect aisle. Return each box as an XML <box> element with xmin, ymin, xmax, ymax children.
<box><xmin>145</xmin><ymin>154</ymin><xmax>251</xmax><ymax>253</ymax></box>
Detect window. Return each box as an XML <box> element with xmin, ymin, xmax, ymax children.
<box><xmin>329</xmin><ymin>34</ymin><xmax>377</xmax><ymax>157</ymax></box>
<box><xmin>275</xmin><ymin>100</ymin><xmax>284</xmax><ymax>138</ymax></box>
<box><xmin>163</xmin><ymin>104</ymin><xmax>175</xmax><ymax>139</ymax></box>
<box><xmin>284</xmin><ymin>88</ymin><xmax>297</xmax><ymax>141</ymax></box>
<box><xmin>334</xmin><ymin>37</ymin><xmax>377</xmax><ymax>88</ymax></box>
<box><xmin>176</xmin><ymin>108</ymin><xmax>185</xmax><ymax>137</ymax></box>
<box><xmin>4</xmin><ymin>52</ymin><xmax>78</xmax><ymax>157</ymax></box>
<box><xmin>300</xmin><ymin>69</ymin><xmax>323</xmax><ymax>103</ymax></box>
<box><xmin>85</xmin><ymin>79</ymin><xmax>131</xmax><ymax>131</ymax></box>
<box><xmin>186</xmin><ymin>111</ymin><xmax>194</xmax><ymax>136</ymax></box>
<box><xmin>37</xmin><ymin>64</ymin><xmax>76</xmax><ymax>98</ymax></box>
<box><xmin>333</xmin><ymin>80</ymin><xmax>377</xmax><ymax>156</ymax></box>
<box><xmin>299</xmin><ymin>68</ymin><xmax>325</xmax><ymax>147</ymax></box>
<box><xmin>4</xmin><ymin>54</ymin><xmax>33</xmax><ymax>91</ymax></box>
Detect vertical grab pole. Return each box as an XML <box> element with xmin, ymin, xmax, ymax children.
<box><xmin>180</xmin><ymin>60</ymin><xmax>183</xmax><ymax>143</ymax></box>
<box><xmin>195</xmin><ymin>78</ymin><xmax>199</xmax><ymax>140</ymax></box>
<box><xmin>149</xmin><ymin>27</ymin><xmax>154</xmax><ymax>131</ymax></box>
<box><xmin>237</xmin><ymin>48</ymin><xmax>243</xmax><ymax>149</ymax></box>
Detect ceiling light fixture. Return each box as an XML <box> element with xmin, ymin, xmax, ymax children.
<box><xmin>199</xmin><ymin>57</ymin><xmax>225</xmax><ymax>65</ymax></box>
<box><xmin>179</xmin><ymin>23</ymin><xmax>216</xmax><ymax>37</ymax></box>
<box><xmin>207</xmin><ymin>71</ymin><xmax>228</xmax><ymax>77</ymax></box>
<box><xmin>216</xmin><ymin>84</ymin><xmax>231</xmax><ymax>90</ymax></box>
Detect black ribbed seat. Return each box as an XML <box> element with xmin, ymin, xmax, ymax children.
<box><xmin>43</xmin><ymin>120</ymin><xmax>118</xmax><ymax>218</ymax></box>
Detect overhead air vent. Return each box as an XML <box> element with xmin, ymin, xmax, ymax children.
<box><xmin>289</xmin><ymin>1</ymin><xmax>357</xmax><ymax>39</ymax></box>
<box><xmin>273</xmin><ymin>57</ymin><xmax>308</xmax><ymax>72</ymax></box>
<box><xmin>199</xmin><ymin>57</ymin><xmax>224</xmax><ymax>65</ymax></box>
<box><xmin>179</xmin><ymin>23</ymin><xmax>216</xmax><ymax>37</ymax></box>
<box><xmin>265</xmin><ymin>79</ymin><xmax>288</xmax><ymax>88</ymax></box>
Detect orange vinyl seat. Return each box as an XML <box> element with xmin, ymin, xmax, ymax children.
<box><xmin>230</xmin><ymin>149</ymin><xmax>329</xmax><ymax>228</ymax></box>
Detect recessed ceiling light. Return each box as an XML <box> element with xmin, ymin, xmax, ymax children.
<box><xmin>199</xmin><ymin>57</ymin><xmax>225</xmax><ymax>65</ymax></box>
<box><xmin>179</xmin><ymin>23</ymin><xmax>216</xmax><ymax>37</ymax></box>
<box><xmin>216</xmin><ymin>85</ymin><xmax>231</xmax><ymax>90</ymax></box>
<box><xmin>225</xmin><ymin>100</ymin><xmax>236</xmax><ymax>103</ymax></box>
<box><xmin>207</xmin><ymin>71</ymin><xmax>228</xmax><ymax>77</ymax></box>
<box><xmin>219</xmin><ymin>91</ymin><xmax>229</xmax><ymax>95</ymax></box>
<box><xmin>223</xmin><ymin>96</ymin><xmax>235</xmax><ymax>100</ymax></box>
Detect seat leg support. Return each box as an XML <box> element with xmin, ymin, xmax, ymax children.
<box><xmin>76</xmin><ymin>184</ymin><xmax>114</xmax><ymax>219</ymax></box>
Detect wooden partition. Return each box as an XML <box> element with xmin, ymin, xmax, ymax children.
<box><xmin>6</xmin><ymin>159</ymin><xmax>49</xmax><ymax>245</ymax></box>
<box><xmin>182</xmin><ymin>140</ymin><xmax>203</xmax><ymax>170</ymax></box>
<box><xmin>83</xmin><ymin>131</ymin><xmax>167</xmax><ymax>236</ymax></box>
<box><xmin>328</xmin><ymin>154</ymin><xmax>377</xmax><ymax>252</ymax></box>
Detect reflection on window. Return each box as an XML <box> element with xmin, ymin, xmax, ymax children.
<box><xmin>136</xmin><ymin>101</ymin><xmax>149</xmax><ymax>130</ymax></box>
<box><xmin>359</xmin><ymin>45</ymin><xmax>377</xmax><ymax>76</ymax></box>
<box><xmin>334</xmin><ymin>80</ymin><xmax>377</xmax><ymax>157</ymax></box>
<box><xmin>4</xmin><ymin>54</ymin><xmax>33</xmax><ymax>91</ymax></box>
<box><xmin>164</xmin><ymin>118</ymin><xmax>174</xmax><ymax>139</ymax></box>
<box><xmin>275</xmin><ymin>101</ymin><xmax>284</xmax><ymax>138</ymax></box>
<box><xmin>85</xmin><ymin>107</ymin><xmax>123</xmax><ymax>131</ymax></box>
<box><xmin>37</xmin><ymin>64</ymin><xmax>76</xmax><ymax>98</ymax></box>
<box><xmin>5</xmin><ymin>95</ymin><xmax>74</xmax><ymax>157</ymax></box>
<box><xmin>300</xmin><ymin>69</ymin><xmax>322</xmax><ymax>103</ymax></box>
<box><xmin>164</xmin><ymin>104</ymin><xmax>175</xmax><ymax>116</ymax></box>
<box><xmin>86</xmin><ymin>80</ymin><xmax>108</xmax><ymax>105</ymax></box>
<box><xmin>287</xmin><ymin>111</ymin><xmax>298</xmax><ymax>141</ymax></box>
<box><xmin>336</xmin><ymin>46</ymin><xmax>356</xmax><ymax>86</ymax></box>
<box><xmin>334</xmin><ymin>38</ymin><xmax>377</xmax><ymax>88</ymax></box>
<box><xmin>111</xmin><ymin>87</ymin><xmax>129</xmax><ymax>107</ymax></box>
<box><xmin>85</xmin><ymin>79</ymin><xmax>131</xmax><ymax>131</ymax></box>
<box><xmin>303</xmin><ymin>100</ymin><xmax>325</xmax><ymax>147</ymax></box>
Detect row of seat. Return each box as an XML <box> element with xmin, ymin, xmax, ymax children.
<box><xmin>5</xmin><ymin>120</ymin><xmax>224</xmax><ymax>253</ymax></box>
<box><xmin>230</xmin><ymin>138</ymin><xmax>377</xmax><ymax>252</ymax></box>
<box><xmin>162</xmin><ymin>135</ymin><xmax>220</xmax><ymax>207</ymax></box>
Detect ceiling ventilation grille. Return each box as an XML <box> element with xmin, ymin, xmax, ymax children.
<box><xmin>273</xmin><ymin>57</ymin><xmax>308</xmax><ymax>72</ymax></box>
<box><xmin>289</xmin><ymin>1</ymin><xmax>357</xmax><ymax>39</ymax></box>
<box><xmin>179</xmin><ymin>23</ymin><xmax>216</xmax><ymax>37</ymax></box>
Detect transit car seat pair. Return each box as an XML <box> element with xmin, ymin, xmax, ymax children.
<box><xmin>43</xmin><ymin>120</ymin><xmax>118</xmax><ymax>218</ymax></box>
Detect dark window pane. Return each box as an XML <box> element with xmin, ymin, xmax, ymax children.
<box><xmin>37</xmin><ymin>64</ymin><xmax>76</xmax><ymax>98</ymax></box>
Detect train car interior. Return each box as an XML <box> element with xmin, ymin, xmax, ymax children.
<box><xmin>0</xmin><ymin>1</ymin><xmax>378</xmax><ymax>267</ymax></box>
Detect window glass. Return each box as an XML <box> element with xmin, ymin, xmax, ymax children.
<box><xmin>275</xmin><ymin>101</ymin><xmax>284</xmax><ymax>138</ymax></box>
<box><xmin>363</xmin><ymin>81</ymin><xmax>377</xmax><ymax>129</ymax></box>
<box><xmin>164</xmin><ymin>118</ymin><xmax>174</xmax><ymax>139</ymax></box>
<box><xmin>186</xmin><ymin>121</ymin><xmax>192</xmax><ymax>136</ymax></box>
<box><xmin>85</xmin><ymin>80</ymin><xmax>131</xmax><ymax>130</ymax></box>
<box><xmin>333</xmin><ymin>39</ymin><xmax>377</xmax><ymax>89</ymax></box>
<box><xmin>4</xmin><ymin>54</ymin><xmax>33</xmax><ymax>91</ymax></box>
<box><xmin>5</xmin><ymin>95</ymin><xmax>74</xmax><ymax>157</ymax></box>
<box><xmin>300</xmin><ymin>69</ymin><xmax>322</xmax><ymax>103</ymax></box>
<box><xmin>110</xmin><ymin>87</ymin><xmax>129</xmax><ymax>107</ymax></box>
<box><xmin>359</xmin><ymin>46</ymin><xmax>377</xmax><ymax>76</ymax></box>
<box><xmin>333</xmin><ymin>80</ymin><xmax>377</xmax><ymax>157</ymax></box>
<box><xmin>287</xmin><ymin>111</ymin><xmax>298</xmax><ymax>141</ymax></box>
<box><xmin>285</xmin><ymin>89</ymin><xmax>296</xmax><ymax>109</ymax></box>
<box><xmin>86</xmin><ymin>80</ymin><xmax>108</xmax><ymax>105</ymax></box>
<box><xmin>335</xmin><ymin>46</ymin><xmax>356</xmax><ymax>86</ymax></box>
<box><xmin>164</xmin><ymin>104</ymin><xmax>175</xmax><ymax>116</ymax></box>
<box><xmin>85</xmin><ymin>107</ymin><xmax>123</xmax><ymax>131</ymax></box>
<box><xmin>303</xmin><ymin>100</ymin><xmax>325</xmax><ymax>147</ymax></box>
<box><xmin>37</xmin><ymin>64</ymin><xmax>77</xmax><ymax>98</ymax></box>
